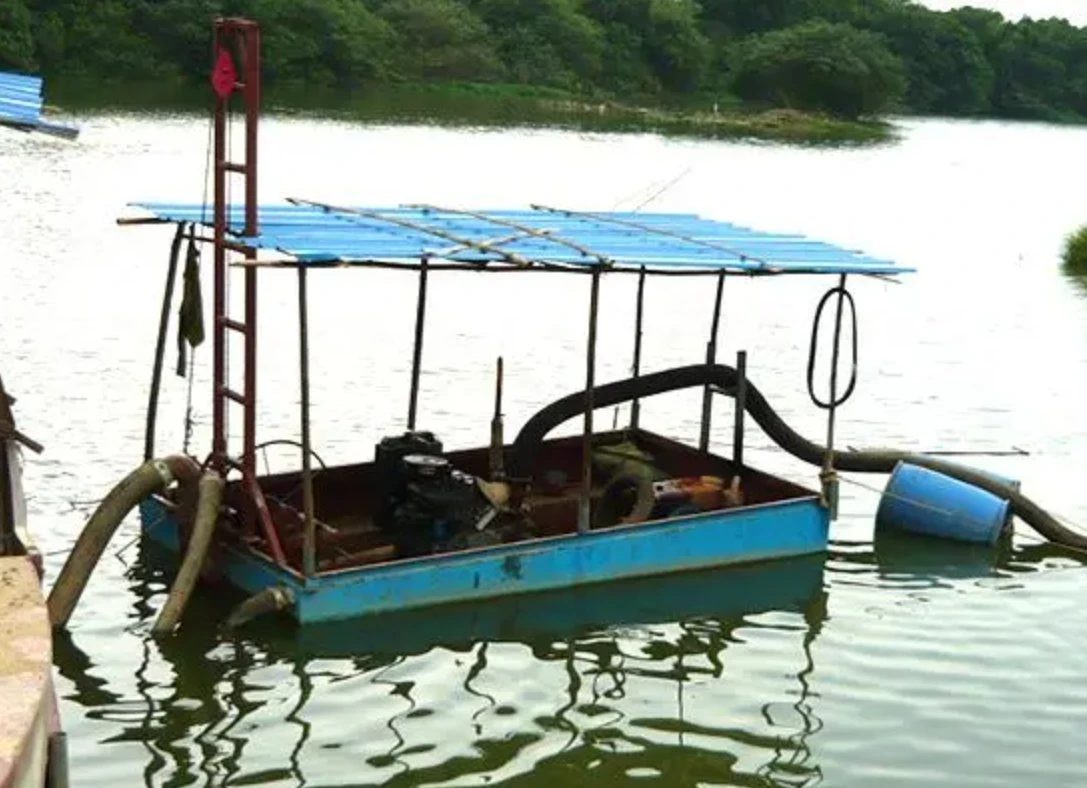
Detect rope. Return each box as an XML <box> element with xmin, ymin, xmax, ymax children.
<box><xmin>183</xmin><ymin>346</ymin><xmax>196</xmax><ymax>455</ymax></box>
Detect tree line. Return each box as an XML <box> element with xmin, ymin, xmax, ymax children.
<box><xmin>3</xmin><ymin>0</ymin><xmax>1087</xmax><ymax>122</ymax></box>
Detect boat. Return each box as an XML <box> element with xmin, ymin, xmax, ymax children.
<box><xmin>45</xmin><ymin>17</ymin><xmax>1081</xmax><ymax>636</ymax></box>
<box><xmin>2</xmin><ymin>71</ymin><xmax>75</xmax><ymax>788</ymax></box>
<box><xmin>0</xmin><ymin>70</ymin><xmax>79</xmax><ymax>140</ymax></box>
<box><xmin>0</xmin><ymin>372</ymin><xmax>67</xmax><ymax>788</ymax></box>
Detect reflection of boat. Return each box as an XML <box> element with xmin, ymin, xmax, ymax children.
<box><xmin>188</xmin><ymin>551</ymin><xmax>827</xmax><ymax>659</ymax></box>
<box><xmin>54</xmin><ymin>548</ymin><xmax>828</xmax><ymax>787</ymax></box>
<box><xmin>0</xmin><ymin>70</ymin><xmax>79</xmax><ymax>139</ymax></box>
<box><xmin>0</xmin><ymin>371</ymin><xmax>67</xmax><ymax>788</ymax></box>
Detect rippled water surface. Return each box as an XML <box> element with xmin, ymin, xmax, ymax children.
<box><xmin>3</xmin><ymin>114</ymin><xmax>1087</xmax><ymax>787</ymax></box>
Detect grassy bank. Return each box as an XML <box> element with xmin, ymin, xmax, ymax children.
<box><xmin>45</xmin><ymin>77</ymin><xmax>895</xmax><ymax>147</ymax></box>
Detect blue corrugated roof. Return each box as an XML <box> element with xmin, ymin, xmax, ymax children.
<box><xmin>129</xmin><ymin>199</ymin><xmax>913</xmax><ymax>275</ymax></box>
<box><xmin>0</xmin><ymin>70</ymin><xmax>79</xmax><ymax>139</ymax></box>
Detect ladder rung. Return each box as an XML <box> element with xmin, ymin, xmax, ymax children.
<box><xmin>222</xmin><ymin>318</ymin><xmax>247</xmax><ymax>333</ymax></box>
<box><xmin>222</xmin><ymin>387</ymin><xmax>247</xmax><ymax>405</ymax></box>
<box><xmin>219</xmin><ymin>161</ymin><xmax>248</xmax><ymax>174</ymax></box>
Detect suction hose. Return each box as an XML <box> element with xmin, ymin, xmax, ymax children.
<box><xmin>510</xmin><ymin>364</ymin><xmax>1087</xmax><ymax>552</ymax></box>
<box><xmin>151</xmin><ymin>470</ymin><xmax>224</xmax><ymax>636</ymax></box>
<box><xmin>48</xmin><ymin>455</ymin><xmax>201</xmax><ymax>629</ymax></box>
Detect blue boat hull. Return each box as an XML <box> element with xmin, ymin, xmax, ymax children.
<box><xmin>139</xmin><ymin>492</ymin><xmax>829</xmax><ymax>625</ymax></box>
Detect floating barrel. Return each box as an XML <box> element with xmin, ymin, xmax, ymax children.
<box><xmin>875</xmin><ymin>461</ymin><xmax>1018</xmax><ymax>545</ymax></box>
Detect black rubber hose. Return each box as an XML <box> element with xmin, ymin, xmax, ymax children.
<box><xmin>510</xmin><ymin>364</ymin><xmax>1087</xmax><ymax>551</ymax></box>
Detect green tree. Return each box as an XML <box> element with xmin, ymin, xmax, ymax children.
<box><xmin>584</xmin><ymin>0</ymin><xmax>709</xmax><ymax>93</ymax></box>
<box><xmin>643</xmin><ymin>0</ymin><xmax>710</xmax><ymax>92</ymax></box>
<box><xmin>729</xmin><ymin>20</ymin><xmax>906</xmax><ymax>118</ymax></box>
<box><xmin>468</xmin><ymin>0</ymin><xmax>605</xmax><ymax>88</ymax></box>
<box><xmin>0</xmin><ymin>0</ymin><xmax>37</xmax><ymax>71</ymax></box>
<box><xmin>866</xmin><ymin>6</ymin><xmax>992</xmax><ymax>115</ymax></box>
<box><xmin>243</xmin><ymin>0</ymin><xmax>395</xmax><ymax>89</ymax></box>
<box><xmin>377</xmin><ymin>0</ymin><xmax>504</xmax><ymax>81</ymax></box>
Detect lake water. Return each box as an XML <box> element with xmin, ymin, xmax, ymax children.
<box><xmin>3</xmin><ymin>113</ymin><xmax>1087</xmax><ymax>787</ymax></box>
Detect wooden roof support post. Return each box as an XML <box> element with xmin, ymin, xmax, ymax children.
<box><xmin>298</xmin><ymin>262</ymin><xmax>316</xmax><ymax>579</ymax></box>
<box><xmin>699</xmin><ymin>271</ymin><xmax>726</xmax><ymax>452</ymax></box>
<box><xmin>579</xmin><ymin>268</ymin><xmax>602</xmax><ymax>534</ymax></box>
<box><xmin>407</xmin><ymin>257</ymin><xmax>430</xmax><ymax>431</ymax></box>
<box><xmin>821</xmin><ymin>273</ymin><xmax>848</xmax><ymax>521</ymax></box>
<box><xmin>629</xmin><ymin>265</ymin><xmax>646</xmax><ymax>431</ymax></box>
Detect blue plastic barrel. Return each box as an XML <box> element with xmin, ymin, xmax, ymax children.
<box><xmin>875</xmin><ymin>462</ymin><xmax>1012</xmax><ymax>545</ymax></box>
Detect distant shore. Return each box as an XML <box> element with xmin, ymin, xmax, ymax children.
<box><xmin>45</xmin><ymin>78</ymin><xmax>896</xmax><ymax>147</ymax></box>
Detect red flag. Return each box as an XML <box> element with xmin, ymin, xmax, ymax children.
<box><xmin>211</xmin><ymin>49</ymin><xmax>237</xmax><ymax>99</ymax></box>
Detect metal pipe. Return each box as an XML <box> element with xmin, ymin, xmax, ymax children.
<box><xmin>407</xmin><ymin>257</ymin><xmax>429</xmax><ymax>431</ymax></box>
<box><xmin>823</xmin><ymin>273</ymin><xmax>848</xmax><ymax>465</ymax></box>
<box><xmin>144</xmin><ymin>222</ymin><xmax>186</xmax><ymax>462</ymax></box>
<box><xmin>822</xmin><ymin>273</ymin><xmax>848</xmax><ymax>519</ymax></box>
<box><xmin>699</xmin><ymin>271</ymin><xmax>725</xmax><ymax>452</ymax></box>
<box><xmin>579</xmin><ymin>268</ymin><xmax>602</xmax><ymax>533</ymax></box>
<box><xmin>733</xmin><ymin>350</ymin><xmax>747</xmax><ymax>467</ymax></box>
<box><xmin>45</xmin><ymin>730</ymin><xmax>69</xmax><ymax>788</ymax></box>
<box><xmin>0</xmin><ymin>370</ymin><xmax>16</xmax><ymax>555</ymax></box>
<box><xmin>243</xmin><ymin>26</ymin><xmax>259</xmax><ymax>237</ymax></box>
<box><xmin>0</xmin><ymin>431</ymin><xmax>15</xmax><ymax>557</ymax></box>
<box><xmin>630</xmin><ymin>265</ymin><xmax>646</xmax><ymax>430</ymax></box>
<box><xmin>298</xmin><ymin>262</ymin><xmax>316</xmax><ymax>578</ymax></box>
<box><xmin>241</xmin><ymin>24</ymin><xmax>260</xmax><ymax>498</ymax></box>
<box><xmin>211</xmin><ymin>32</ymin><xmax>227</xmax><ymax>466</ymax></box>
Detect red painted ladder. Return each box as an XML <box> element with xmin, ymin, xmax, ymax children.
<box><xmin>210</xmin><ymin>19</ymin><xmax>285</xmax><ymax>565</ymax></box>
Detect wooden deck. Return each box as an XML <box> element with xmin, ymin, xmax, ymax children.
<box><xmin>0</xmin><ymin>557</ymin><xmax>57</xmax><ymax>788</ymax></box>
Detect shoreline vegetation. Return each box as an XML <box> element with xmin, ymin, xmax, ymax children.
<box><xmin>10</xmin><ymin>1</ymin><xmax>1087</xmax><ymax>146</ymax></box>
<box><xmin>46</xmin><ymin>79</ymin><xmax>893</xmax><ymax>145</ymax></box>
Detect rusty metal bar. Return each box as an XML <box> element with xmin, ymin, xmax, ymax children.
<box><xmin>531</xmin><ymin>203</ymin><xmax>773</xmax><ymax>271</ymax></box>
<box><xmin>287</xmin><ymin>198</ymin><xmax>533</xmax><ymax>267</ymax></box>
<box><xmin>0</xmin><ymin>407</ymin><xmax>16</xmax><ymax>557</ymax></box>
<box><xmin>578</xmin><ymin>268</ymin><xmax>601</xmax><ymax>533</ymax></box>
<box><xmin>223</xmin><ymin>318</ymin><xmax>246</xmax><ymax>333</ymax></box>
<box><xmin>116</xmin><ymin>216</ymin><xmax>168</xmax><ymax>226</ymax></box>
<box><xmin>243</xmin><ymin>25</ymin><xmax>259</xmax><ymax>237</ymax></box>
<box><xmin>298</xmin><ymin>261</ymin><xmax>316</xmax><ymax>579</ymax></box>
<box><xmin>699</xmin><ymin>271</ymin><xmax>725</xmax><ymax>452</ymax></box>
<box><xmin>144</xmin><ymin>222</ymin><xmax>186</xmax><ymax>461</ymax></box>
<box><xmin>407</xmin><ymin>257</ymin><xmax>429</xmax><ymax>431</ymax></box>
<box><xmin>822</xmin><ymin>273</ymin><xmax>848</xmax><ymax>520</ymax></box>
<box><xmin>222</xmin><ymin>387</ymin><xmax>247</xmax><ymax>405</ymax></box>
<box><xmin>211</xmin><ymin>24</ymin><xmax>228</xmax><ymax>467</ymax></box>
<box><xmin>405</xmin><ymin>203</ymin><xmax>611</xmax><ymax>265</ymax></box>
<box><xmin>733</xmin><ymin>350</ymin><xmax>747</xmax><ymax>467</ymax></box>
<box><xmin>629</xmin><ymin>265</ymin><xmax>646</xmax><ymax>430</ymax></box>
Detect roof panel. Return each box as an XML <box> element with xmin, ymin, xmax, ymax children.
<box><xmin>0</xmin><ymin>70</ymin><xmax>79</xmax><ymax>139</ymax></box>
<box><xmin>129</xmin><ymin>200</ymin><xmax>913</xmax><ymax>275</ymax></box>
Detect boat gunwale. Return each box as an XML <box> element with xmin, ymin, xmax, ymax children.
<box><xmin>144</xmin><ymin>428</ymin><xmax>826</xmax><ymax>583</ymax></box>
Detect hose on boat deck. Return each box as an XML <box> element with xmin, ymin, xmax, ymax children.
<box><xmin>223</xmin><ymin>586</ymin><xmax>296</xmax><ymax>631</ymax></box>
<box><xmin>151</xmin><ymin>470</ymin><xmax>224</xmax><ymax>636</ymax></box>
<box><xmin>47</xmin><ymin>455</ymin><xmax>201</xmax><ymax>629</ymax></box>
<box><xmin>510</xmin><ymin>364</ymin><xmax>1087</xmax><ymax>552</ymax></box>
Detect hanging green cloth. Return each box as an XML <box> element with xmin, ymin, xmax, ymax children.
<box><xmin>176</xmin><ymin>231</ymin><xmax>205</xmax><ymax>377</ymax></box>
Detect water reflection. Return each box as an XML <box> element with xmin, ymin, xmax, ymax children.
<box><xmin>55</xmin><ymin>553</ymin><xmax>830</xmax><ymax>786</ymax></box>
<box><xmin>1063</xmin><ymin>271</ymin><xmax>1087</xmax><ymax>299</ymax></box>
